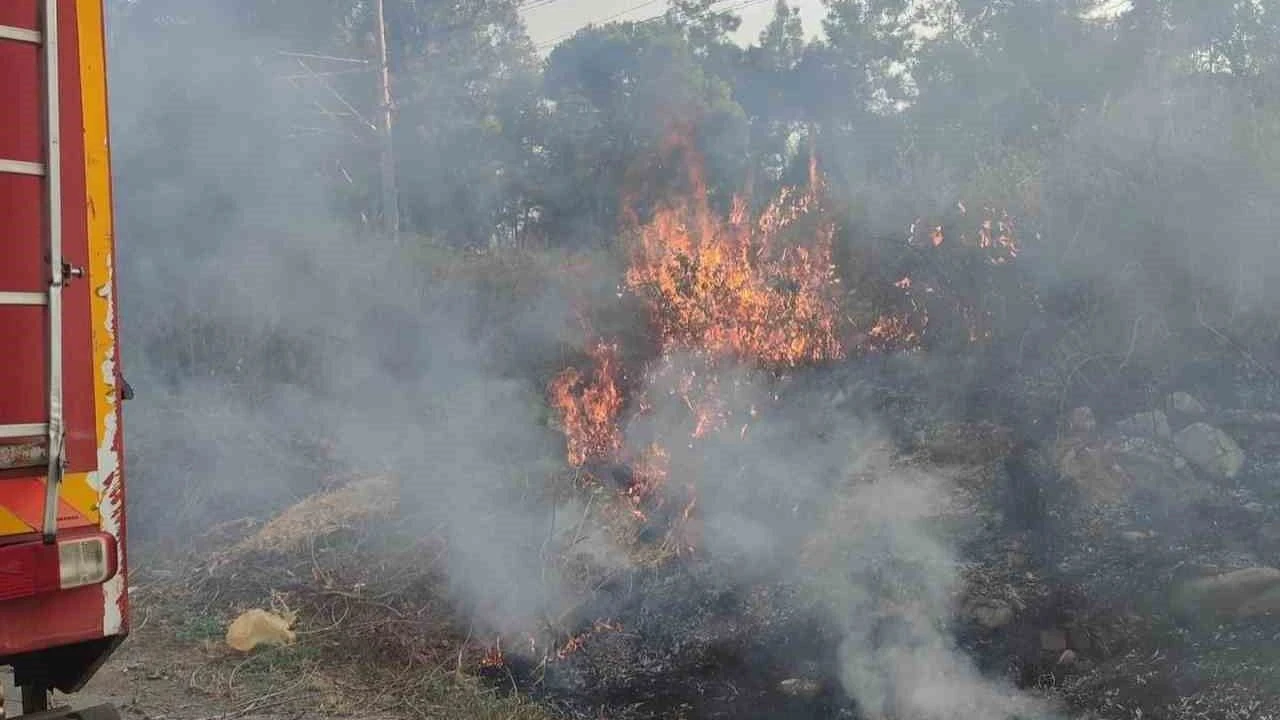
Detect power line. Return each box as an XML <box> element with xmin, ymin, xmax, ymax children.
<box><xmin>715</xmin><ymin>0</ymin><xmax>777</xmax><ymax>14</ymax></box>
<box><xmin>534</xmin><ymin>0</ymin><xmax>771</xmax><ymax>50</ymax></box>
<box><xmin>578</xmin><ymin>0</ymin><xmax>667</xmax><ymax>27</ymax></box>
<box><xmin>535</xmin><ymin>0</ymin><xmax>666</xmax><ymax>49</ymax></box>
<box><xmin>522</xmin><ymin>0</ymin><xmax>566</xmax><ymax>11</ymax></box>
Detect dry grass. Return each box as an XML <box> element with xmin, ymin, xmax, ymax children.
<box><xmin>130</xmin><ymin>476</ymin><xmax>556</xmax><ymax>720</ymax></box>
<box><xmin>222</xmin><ymin>475</ymin><xmax>398</xmax><ymax>557</ymax></box>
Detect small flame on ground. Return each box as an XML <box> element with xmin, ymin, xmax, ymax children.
<box><xmin>480</xmin><ymin>637</ymin><xmax>505</xmax><ymax>668</ymax></box>
<box><xmin>549</xmin><ymin>342</ymin><xmax>624</xmax><ymax>468</ymax></box>
<box><xmin>556</xmin><ymin>619</ymin><xmax>623</xmax><ymax>660</ymax></box>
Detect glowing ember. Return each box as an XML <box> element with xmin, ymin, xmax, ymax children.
<box><xmin>557</xmin><ymin>619</ymin><xmax>623</xmax><ymax>660</ymax></box>
<box><xmin>629</xmin><ymin>442</ymin><xmax>670</xmax><ymax>506</ymax></box>
<box><xmin>480</xmin><ymin>638</ymin><xmax>505</xmax><ymax>668</ymax></box>
<box><xmin>978</xmin><ymin>213</ymin><xmax>1019</xmax><ymax>263</ymax></box>
<box><xmin>868</xmin><ymin>314</ymin><xmax>922</xmax><ymax>348</ymax></box>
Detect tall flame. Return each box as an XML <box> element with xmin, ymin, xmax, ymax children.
<box><xmin>623</xmin><ymin>133</ymin><xmax>845</xmax><ymax>368</ymax></box>
<box><xmin>548</xmin><ymin>127</ymin><xmax>943</xmax><ymax>554</ymax></box>
<box><xmin>548</xmin><ymin>341</ymin><xmax>624</xmax><ymax>468</ymax></box>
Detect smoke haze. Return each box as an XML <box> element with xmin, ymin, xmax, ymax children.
<box><xmin>105</xmin><ymin>0</ymin><xmax>1280</xmax><ymax>717</ymax></box>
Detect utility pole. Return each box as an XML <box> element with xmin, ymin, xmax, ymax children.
<box><xmin>374</xmin><ymin>0</ymin><xmax>399</xmax><ymax>240</ymax></box>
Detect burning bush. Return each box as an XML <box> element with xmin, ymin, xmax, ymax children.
<box><xmin>547</xmin><ymin>126</ymin><xmax>1029</xmax><ymax>554</ymax></box>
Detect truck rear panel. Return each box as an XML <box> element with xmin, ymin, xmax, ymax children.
<box><xmin>0</xmin><ymin>0</ymin><xmax>126</xmax><ymax>690</ymax></box>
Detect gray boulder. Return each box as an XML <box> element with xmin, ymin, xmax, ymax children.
<box><xmin>1173</xmin><ymin>423</ymin><xmax>1245</xmax><ymax>480</ymax></box>
<box><xmin>1172</xmin><ymin>567</ymin><xmax>1280</xmax><ymax>620</ymax></box>
<box><xmin>1214</xmin><ymin>410</ymin><xmax>1280</xmax><ymax>451</ymax></box>
<box><xmin>1168</xmin><ymin>392</ymin><xmax>1207</xmax><ymax>419</ymax></box>
<box><xmin>963</xmin><ymin>598</ymin><xmax>1016</xmax><ymax>629</ymax></box>
<box><xmin>1056</xmin><ymin>433</ymin><xmax>1205</xmax><ymax>509</ymax></box>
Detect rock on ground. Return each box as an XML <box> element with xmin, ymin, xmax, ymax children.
<box><xmin>1055</xmin><ymin>433</ymin><xmax>1205</xmax><ymax>510</ymax></box>
<box><xmin>1172</xmin><ymin>567</ymin><xmax>1280</xmax><ymax>620</ymax></box>
<box><xmin>1173</xmin><ymin>423</ymin><xmax>1245</xmax><ymax>480</ymax></box>
<box><xmin>1167</xmin><ymin>392</ymin><xmax>1207</xmax><ymax>419</ymax></box>
<box><xmin>963</xmin><ymin>598</ymin><xmax>1016</xmax><ymax>629</ymax></box>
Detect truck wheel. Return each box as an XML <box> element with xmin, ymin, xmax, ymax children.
<box><xmin>20</xmin><ymin>685</ymin><xmax>49</xmax><ymax>714</ymax></box>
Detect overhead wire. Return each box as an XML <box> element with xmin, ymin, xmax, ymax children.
<box><xmin>534</xmin><ymin>0</ymin><xmax>666</xmax><ymax>48</ymax></box>
<box><xmin>521</xmin><ymin>0</ymin><xmax>566</xmax><ymax>11</ymax></box>
<box><xmin>532</xmin><ymin>0</ymin><xmax>775</xmax><ymax>50</ymax></box>
<box><xmin>715</xmin><ymin>0</ymin><xmax>779</xmax><ymax>14</ymax></box>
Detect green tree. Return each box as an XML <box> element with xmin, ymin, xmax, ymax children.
<box><xmin>664</xmin><ymin>0</ymin><xmax>743</xmax><ymax>59</ymax></box>
<box><xmin>771</xmin><ymin>0</ymin><xmax>916</xmax><ymax>205</ymax></box>
<box><xmin>818</xmin><ymin>0</ymin><xmax>914</xmax><ymax>112</ymax></box>
<box><xmin>536</xmin><ymin>21</ymin><xmax>749</xmax><ymax>247</ymax></box>
<box><xmin>739</xmin><ymin>1</ymin><xmax>811</xmax><ymax>191</ymax></box>
<box><xmin>110</xmin><ymin>0</ymin><xmax>543</xmax><ymax>247</ymax></box>
<box><xmin>758</xmin><ymin>0</ymin><xmax>806</xmax><ymax>69</ymax></box>
<box><xmin>378</xmin><ymin>0</ymin><xmax>542</xmax><ymax>246</ymax></box>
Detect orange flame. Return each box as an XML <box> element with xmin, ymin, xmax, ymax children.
<box><xmin>556</xmin><ymin>619</ymin><xmax>623</xmax><ymax>660</ymax></box>
<box><xmin>480</xmin><ymin>637</ymin><xmax>505</xmax><ymax>668</ymax></box>
<box><xmin>546</xmin><ymin>129</ymin><xmax>854</xmax><ymax>553</ymax></box>
<box><xmin>623</xmin><ymin>133</ymin><xmax>845</xmax><ymax>369</ymax></box>
<box><xmin>548</xmin><ymin>341</ymin><xmax>624</xmax><ymax>468</ymax></box>
<box><xmin>546</xmin><ymin>125</ymin><xmax>992</xmax><ymax>555</ymax></box>
<box><xmin>629</xmin><ymin>442</ymin><xmax>670</xmax><ymax>506</ymax></box>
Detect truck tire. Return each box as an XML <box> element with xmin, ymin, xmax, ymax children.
<box><xmin>20</xmin><ymin>686</ymin><xmax>48</xmax><ymax>715</ymax></box>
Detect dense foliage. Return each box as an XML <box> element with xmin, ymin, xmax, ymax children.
<box><xmin>107</xmin><ymin>0</ymin><xmax>1280</xmax><ymax>470</ymax></box>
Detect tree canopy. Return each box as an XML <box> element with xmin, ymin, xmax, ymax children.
<box><xmin>109</xmin><ymin>0</ymin><xmax>1280</xmax><ymax>413</ymax></box>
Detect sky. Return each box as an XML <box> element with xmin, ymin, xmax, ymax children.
<box><xmin>520</xmin><ymin>0</ymin><xmax>1135</xmax><ymax>52</ymax></box>
<box><xmin>521</xmin><ymin>0</ymin><xmax>829</xmax><ymax>52</ymax></box>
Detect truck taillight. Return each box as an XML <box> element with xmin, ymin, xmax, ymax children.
<box><xmin>0</xmin><ymin>533</ymin><xmax>117</xmax><ymax>601</ymax></box>
<box><xmin>59</xmin><ymin>536</ymin><xmax>112</xmax><ymax>589</ymax></box>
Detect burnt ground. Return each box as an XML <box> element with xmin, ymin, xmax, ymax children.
<box><xmin>496</xmin><ymin>355</ymin><xmax>1280</xmax><ymax>720</ymax></box>
<box><xmin>42</xmin><ymin>355</ymin><xmax>1280</xmax><ymax>720</ymax></box>
<box><xmin>509</xmin><ymin>565</ymin><xmax>845</xmax><ymax>720</ymax></box>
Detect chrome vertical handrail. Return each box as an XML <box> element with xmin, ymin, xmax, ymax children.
<box><xmin>41</xmin><ymin>0</ymin><xmax>65</xmax><ymax>545</ymax></box>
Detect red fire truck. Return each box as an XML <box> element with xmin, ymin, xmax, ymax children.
<box><xmin>1</xmin><ymin>1</ymin><xmax>127</xmax><ymax>717</ymax></box>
